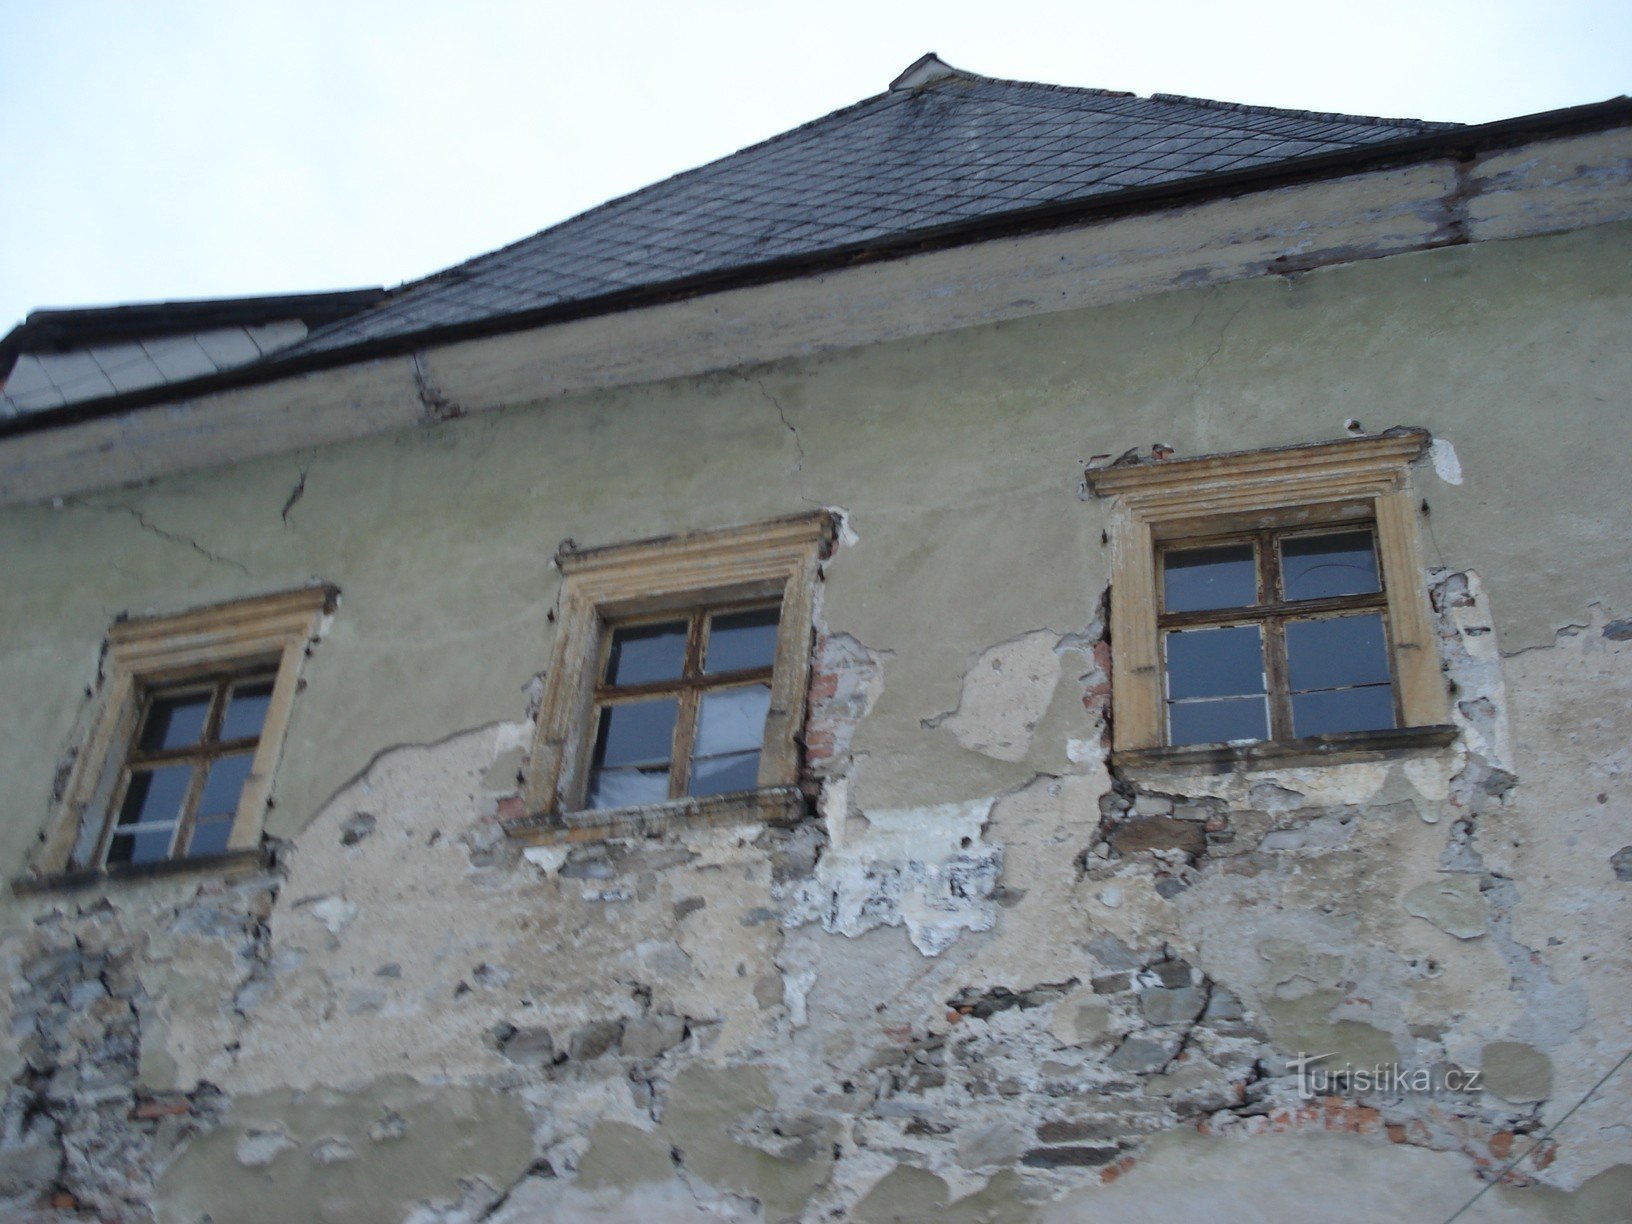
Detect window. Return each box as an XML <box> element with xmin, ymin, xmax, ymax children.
<box><xmin>520</xmin><ymin>513</ymin><xmax>830</xmax><ymax>834</ymax></box>
<box><xmin>1087</xmin><ymin>432</ymin><xmax>1451</xmax><ymax>762</ymax></box>
<box><xmin>587</xmin><ymin>604</ymin><xmax>782</xmax><ymax>809</ymax></box>
<box><xmin>27</xmin><ymin>586</ymin><xmax>331</xmax><ymax>884</ymax></box>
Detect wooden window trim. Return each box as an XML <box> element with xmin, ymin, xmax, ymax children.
<box><xmin>21</xmin><ymin>585</ymin><xmax>334</xmax><ymax>888</ymax></box>
<box><xmin>1086</xmin><ymin>431</ymin><xmax>1448</xmax><ymax>756</ymax></box>
<box><xmin>521</xmin><ymin>512</ymin><xmax>832</xmax><ymax>827</ymax></box>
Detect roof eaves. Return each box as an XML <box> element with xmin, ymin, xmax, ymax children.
<box><xmin>4</xmin><ymin>93</ymin><xmax>1627</xmax><ymax>440</ymax></box>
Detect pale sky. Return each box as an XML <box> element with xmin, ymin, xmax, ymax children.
<box><xmin>3</xmin><ymin>0</ymin><xmax>1629</xmax><ymax>332</ymax></box>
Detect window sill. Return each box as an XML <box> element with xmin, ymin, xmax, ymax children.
<box><xmin>1109</xmin><ymin>724</ymin><xmax>1458</xmax><ymax>774</ymax></box>
<box><xmin>11</xmin><ymin>847</ymin><xmax>272</xmax><ymax>896</ymax></box>
<box><xmin>503</xmin><ymin>785</ymin><xmax>809</xmax><ymax>846</ymax></box>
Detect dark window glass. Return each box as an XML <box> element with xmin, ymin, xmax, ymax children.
<box><xmin>704</xmin><ymin>608</ymin><xmax>780</xmax><ymax>674</ymax></box>
<box><xmin>1281</xmin><ymin>531</ymin><xmax>1380</xmax><ymax>601</ymax></box>
<box><xmin>116</xmin><ymin>764</ymin><xmax>193</xmax><ymax>828</ymax></box>
<box><xmin>107</xmin><ymin>827</ymin><xmax>175</xmax><ymax>866</ymax></box>
<box><xmin>1285</xmin><ymin>614</ymin><xmax>1391</xmax><ymax>692</ymax></box>
<box><xmin>1165</xmin><ymin>625</ymin><xmax>1265</xmax><ymax>700</ymax></box>
<box><xmin>604</xmin><ymin>621</ymin><xmax>688</xmax><ymax>686</ymax></box>
<box><xmin>1292</xmin><ymin>687</ymin><xmax>1396</xmax><ymax>738</ymax></box>
<box><xmin>220</xmin><ymin>681</ymin><xmax>274</xmax><ymax>741</ymax></box>
<box><xmin>689</xmin><ymin>684</ymin><xmax>770</xmax><ymax>797</ymax></box>
<box><xmin>1163</xmin><ymin>544</ymin><xmax>1257</xmax><ymax>613</ymax></box>
<box><xmin>592</xmin><ymin>698</ymin><xmax>678</xmax><ymax>769</ymax></box>
<box><xmin>1169</xmin><ymin>696</ymin><xmax>1270</xmax><ymax>746</ymax></box>
<box><xmin>138</xmin><ymin>693</ymin><xmax>211</xmax><ymax>752</ymax></box>
<box><xmin>198</xmin><ymin>754</ymin><xmax>254</xmax><ymax>818</ymax></box>
<box><xmin>185</xmin><ymin>816</ymin><xmax>236</xmax><ymax>859</ymax></box>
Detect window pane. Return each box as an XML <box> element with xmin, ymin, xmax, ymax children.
<box><xmin>1281</xmin><ymin>531</ymin><xmax>1380</xmax><ymax>601</ymax></box>
<box><xmin>591</xmin><ymin>698</ymin><xmax>678</xmax><ymax>769</ymax></box>
<box><xmin>586</xmin><ymin>766</ymin><xmax>670</xmax><ymax>810</ymax></box>
<box><xmin>604</xmin><ymin>621</ymin><xmax>688</xmax><ymax>686</ymax></box>
<box><xmin>1169</xmin><ymin>697</ymin><xmax>1270</xmax><ymax>746</ymax></box>
<box><xmin>198</xmin><ymin>753</ymin><xmax>254</xmax><ymax>818</ymax></box>
<box><xmin>138</xmin><ymin>692</ymin><xmax>211</xmax><ymax>752</ymax></box>
<box><xmin>1165</xmin><ymin>625</ymin><xmax>1265</xmax><ymax>700</ymax></box>
<box><xmin>107</xmin><ymin>826</ymin><xmax>175</xmax><ymax>866</ymax></box>
<box><xmin>185</xmin><ymin>815</ymin><xmax>236</xmax><ymax>859</ymax></box>
<box><xmin>690</xmin><ymin>751</ymin><xmax>761</xmax><ymax>797</ymax></box>
<box><xmin>1292</xmin><ymin>687</ymin><xmax>1396</xmax><ymax>738</ymax></box>
<box><xmin>1163</xmin><ymin>544</ymin><xmax>1257</xmax><ymax>612</ymax></box>
<box><xmin>693</xmin><ymin>685</ymin><xmax>772</xmax><ymax>758</ymax></box>
<box><xmin>219</xmin><ymin>680</ymin><xmax>275</xmax><ymax>741</ymax></box>
<box><xmin>116</xmin><ymin>764</ymin><xmax>193</xmax><ymax>828</ymax></box>
<box><xmin>1286</xmin><ymin>614</ymin><xmax>1391</xmax><ymax>692</ymax></box>
<box><xmin>705</xmin><ymin>608</ymin><xmax>780</xmax><ymax>673</ymax></box>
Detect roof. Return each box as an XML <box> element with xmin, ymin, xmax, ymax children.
<box><xmin>288</xmin><ymin>55</ymin><xmax>1456</xmax><ymax>358</ymax></box>
<box><xmin>0</xmin><ymin>289</ymin><xmax>384</xmax><ymax>418</ymax></box>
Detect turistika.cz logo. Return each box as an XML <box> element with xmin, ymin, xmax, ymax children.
<box><xmin>1286</xmin><ymin>1052</ymin><xmax>1483</xmax><ymax>1101</ymax></box>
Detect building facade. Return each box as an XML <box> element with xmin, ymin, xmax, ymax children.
<box><xmin>1</xmin><ymin>58</ymin><xmax>1630</xmax><ymax>1222</ymax></box>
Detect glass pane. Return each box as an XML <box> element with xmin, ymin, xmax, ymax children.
<box><xmin>1293</xmin><ymin>687</ymin><xmax>1396</xmax><ymax>738</ymax></box>
<box><xmin>1169</xmin><ymin>696</ymin><xmax>1270</xmax><ymax>746</ymax></box>
<box><xmin>1163</xmin><ymin>544</ymin><xmax>1257</xmax><ymax>613</ymax></box>
<box><xmin>604</xmin><ymin>621</ymin><xmax>688</xmax><ymax>686</ymax></box>
<box><xmin>107</xmin><ymin>827</ymin><xmax>175</xmax><ymax>866</ymax></box>
<box><xmin>694</xmin><ymin>685</ymin><xmax>772</xmax><ymax>758</ymax></box>
<box><xmin>689</xmin><ymin>751</ymin><xmax>761</xmax><ymax>797</ymax></box>
<box><xmin>198</xmin><ymin>753</ymin><xmax>254</xmax><ymax>818</ymax></box>
<box><xmin>185</xmin><ymin>815</ymin><xmax>236</xmax><ymax>859</ymax></box>
<box><xmin>1286</xmin><ymin>615</ymin><xmax>1391</xmax><ymax>692</ymax></box>
<box><xmin>705</xmin><ymin>608</ymin><xmax>780</xmax><ymax>674</ymax></box>
<box><xmin>1281</xmin><ymin>531</ymin><xmax>1380</xmax><ymax>601</ymax></box>
<box><xmin>220</xmin><ymin>680</ymin><xmax>275</xmax><ymax>741</ymax></box>
<box><xmin>1165</xmin><ymin>625</ymin><xmax>1265</xmax><ymax>700</ymax></box>
<box><xmin>138</xmin><ymin>692</ymin><xmax>211</xmax><ymax>752</ymax></box>
<box><xmin>591</xmin><ymin>698</ymin><xmax>678</xmax><ymax>769</ymax></box>
<box><xmin>116</xmin><ymin>764</ymin><xmax>193</xmax><ymax>828</ymax></box>
<box><xmin>586</xmin><ymin>766</ymin><xmax>670</xmax><ymax>811</ymax></box>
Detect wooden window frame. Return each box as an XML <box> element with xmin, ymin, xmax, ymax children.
<box><xmin>23</xmin><ymin>586</ymin><xmax>333</xmax><ymax>887</ymax></box>
<box><xmin>1086</xmin><ymin>431</ymin><xmax>1450</xmax><ymax>762</ymax></box>
<box><xmin>589</xmin><ymin>600</ymin><xmax>781</xmax><ymax>805</ymax></box>
<box><xmin>521</xmin><ymin>513</ymin><xmax>831</xmax><ymax>833</ymax></box>
<box><xmin>1158</xmin><ymin>523</ymin><xmax>1393</xmax><ymax>743</ymax></box>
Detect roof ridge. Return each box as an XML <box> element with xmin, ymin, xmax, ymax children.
<box><xmin>1146</xmin><ymin>90</ymin><xmax>1457</xmax><ymax>130</ymax></box>
<box><xmin>915</xmin><ymin>66</ymin><xmax>1454</xmax><ymax>130</ymax></box>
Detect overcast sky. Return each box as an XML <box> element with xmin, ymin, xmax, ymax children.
<box><xmin>3</xmin><ymin>0</ymin><xmax>1629</xmax><ymax>331</ymax></box>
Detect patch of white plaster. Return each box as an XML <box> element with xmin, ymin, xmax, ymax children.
<box><xmin>1429</xmin><ymin>436</ymin><xmax>1464</xmax><ymax>485</ymax></box>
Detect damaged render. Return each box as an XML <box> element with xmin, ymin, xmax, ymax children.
<box><xmin>0</xmin><ymin>64</ymin><xmax>1629</xmax><ymax>1224</ymax></box>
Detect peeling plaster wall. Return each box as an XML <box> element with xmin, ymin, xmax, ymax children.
<box><xmin>0</xmin><ymin>209</ymin><xmax>1628</xmax><ymax>1219</ymax></box>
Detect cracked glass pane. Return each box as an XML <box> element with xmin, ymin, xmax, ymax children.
<box><xmin>604</xmin><ymin>621</ymin><xmax>688</xmax><ymax>686</ymax></box>
<box><xmin>1163</xmin><ymin>543</ymin><xmax>1256</xmax><ymax>612</ymax></box>
<box><xmin>1281</xmin><ymin>531</ymin><xmax>1380</xmax><ymax>601</ymax></box>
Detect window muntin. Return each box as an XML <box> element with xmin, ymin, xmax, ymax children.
<box><xmin>1159</xmin><ymin>526</ymin><xmax>1394</xmax><ymax>746</ymax></box>
<box><xmin>103</xmin><ymin>671</ymin><xmax>276</xmax><ymax>866</ymax></box>
<box><xmin>585</xmin><ymin>601</ymin><xmax>780</xmax><ymax>809</ymax></box>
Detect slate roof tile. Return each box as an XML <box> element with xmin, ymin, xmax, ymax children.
<box><xmin>284</xmin><ymin>57</ymin><xmax>1454</xmax><ymax>358</ymax></box>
